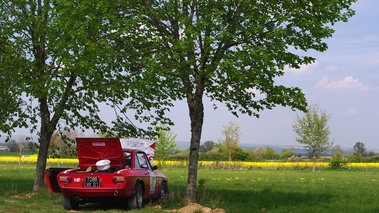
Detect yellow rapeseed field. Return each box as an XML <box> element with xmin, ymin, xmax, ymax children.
<box><xmin>1</xmin><ymin>155</ymin><xmax>379</xmax><ymax>169</ymax></box>
<box><xmin>0</xmin><ymin>155</ymin><xmax>78</xmax><ymax>164</ymax></box>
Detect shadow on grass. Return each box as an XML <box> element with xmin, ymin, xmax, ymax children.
<box><xmin>217</xmin><ymin>187</ymin><xmax>334</xmax><ymax>211</ymax></box>
<box><xmin>2</xmin><ymin>176</ymin><xmax>379</xmax><ymax>213</ymax></box>
<box><xmin>0</xmin><ymin>177</ymin><xmax>33</xmax><ymax>196</ymax></box>
<box><xmin>164</xmin><ymin>183</ymin><xmax>379</xmax><ymax>213</ymax></box>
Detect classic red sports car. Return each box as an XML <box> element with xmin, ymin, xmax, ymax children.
<box><xmin>45</xmin><ymin>138</ymin><xmax>168</xmax><ymax>210</ymax></box>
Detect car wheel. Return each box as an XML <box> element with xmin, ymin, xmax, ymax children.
<box><xmin>128</xmin><ymin>182</ymin><xmax>143</xmax><ymax>209</ymax></box>
<box><xmin>159</xmin><ymin>181</ymin><xmax>169</xmax><ymax>200</ymax></box>
<box><xmin>62</xmin><ymin>195</ymin><xmax>79</xmax><ymax>210</ymax></box>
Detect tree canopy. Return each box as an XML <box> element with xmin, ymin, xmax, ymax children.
<box><xmin>293</xmin><ymin>104</ymin><xmax>333</xmax><ymax>172</ymax></box>
<box><xmin>156</xmin><ymin>127</ymin><xmax>179</xmax><ymax>169</ymax></box>
<box><xmin>353</xmin><ymin>142</ymin><xmax>367</xmax><ymax>156</ymax></box>
<box><xmin>219</xmin><ymin>121</ymin><xmax>241</xmax><ymax>170</ymax></box>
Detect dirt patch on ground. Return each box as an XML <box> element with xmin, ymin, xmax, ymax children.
<box><xmin>11</xmin><ymin>192</ymin><xmax>36</xmax><ymax>199</ymax></box>
<box><xmin>152</xmin><ymin>203</ymin><xmax>225</xmax><ymax>213</ymax></box>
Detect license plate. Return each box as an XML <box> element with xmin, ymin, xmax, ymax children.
<box><xmin>86</xmin><ymin>176</ymin><xmax>100</xmax><ymax>187</ymax></box>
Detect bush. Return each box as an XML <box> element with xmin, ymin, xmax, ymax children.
<box><xmin>329</xmin><ymin>157</ymin><xmax>348</xmax><ymax>169</ymax></box>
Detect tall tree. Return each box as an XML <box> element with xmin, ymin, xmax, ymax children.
<box><xmin>293</xmin><ymin>104</ymin><xmax>333</xmax><ymax>172</ymax></box>
<box><xmin>155</xmin><ymin>127</ymin><xmax>179</xmax><ymax>169</ymax></box>
<box><xmin>353</xmin><ymin>142</ymin><xmax>366</xmax><ymax>155</ymax></box>
<box><xmin>49</xmin><ymin>129</ymin><xmax>81</xmax><ymax>158</ymax></box>
<box><xmin>0</xmin><ymin>0</ymin><xmax>172</xmax><ymax>191</ymax></box>
<box><xmin>353</xmin><ymin>142</ymin><xmax>367</xmax><ymax>160</ymax></box>
<box><xmin>219</xmin><ymin>121</ymin><xmax>241</xmax><ymax>170</ymax></box>
<box><xmin>331</xmin><ymin>145</ymin><xmax>345</xmax><ymax>158</ymax></box>
<box><xmin>123</xmin><ymin>0</ymin><xmax>355</xmax><ymax>202</ymax></box>
<box><xmin>199</xmin><ymin>140</ymin><xmax>216</xmax><ymax>153</ymax></box>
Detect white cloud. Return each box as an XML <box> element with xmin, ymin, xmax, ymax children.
<box><xmin>316</xmin><ymin>75</ymin><xmax>370</xmax><ymax>92</ymax></box>
<box><xmin>284</xmin><ymin>61</ymin><xmax>318</xmax><ymax>75</ymax></box>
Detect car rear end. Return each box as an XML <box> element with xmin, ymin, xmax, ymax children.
<box><xmin>57</xmin><ymin>168</ymin><xmax>133</xmax><ymax>198</ymax></box>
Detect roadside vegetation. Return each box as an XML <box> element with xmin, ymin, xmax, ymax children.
<box><xmin>2</xmin><ymin>137</ymin><xmax>379</xmax><ymax>165</ymax></box>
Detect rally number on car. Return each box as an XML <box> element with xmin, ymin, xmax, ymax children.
<box><xmin>149</xmin><ymin>170</ymin><xmax>157</xmax><ymax>194</ymax></box>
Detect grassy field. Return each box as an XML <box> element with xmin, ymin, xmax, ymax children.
<box><xmin>1</xmin><ymin>161</ymin><xmax>379</xmax><ymax>213</ymax></box>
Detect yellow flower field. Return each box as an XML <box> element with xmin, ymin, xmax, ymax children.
<box><xmin>166</xmin><ymin>160</ymin><xmax>379</xmax><ymax>169</ymax></box>
<box><xmin>1</xmin><ymin>155</ymin><xmax>379</xmax><ymax>170</ymax></box>
<box><xmin>0</xmin><ymin>155</ymin><xmax>78</xmax><ymax>164</ymax></box>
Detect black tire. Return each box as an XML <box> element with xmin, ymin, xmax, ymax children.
<box><xmin>62</xmin><ymin>195</ymin><xmax>79</xmax><ymax>210</ymax></box>
<box><xmin>128</xmin><ymin>182</ymin><xmax>143</xmax><ymax>209</ymax></box>
<box><xmin>159</xmin><ymin>181</ymin><xmax>169</xmax><ymax>200</ymax></box>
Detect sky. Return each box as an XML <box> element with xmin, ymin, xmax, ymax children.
<box><xmin>165</xmin><ymin>0</ymin><xmax>379</xmax><ymax>150</ymax></box>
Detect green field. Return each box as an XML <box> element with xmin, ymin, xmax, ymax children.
<box><xmin>1</xmin><ymin>162</ymin><xmax>379</xmax><ymax>213</ymax></box>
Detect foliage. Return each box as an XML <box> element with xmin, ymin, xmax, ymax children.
<box><xmin>6</xmin><ymin>140</ymin><xmax>18</xmax><ymax>152</ymax></box>
<box><xmin>279</xmin><ymin>148</ymin><xmax>297</xmax><ymax>160</ymax></box>
<box><xmin>293</xmin><ymin>104</ymin><xmax>333</xmax><ymax>172</ymax></box>
<box><xmin>255</xmin><ymin>147</ymin><xmax>279</xmax><ymax>161</ymax></box>
<box><xmin>199</xmin><ymin>141</ymin><xmax>216</xmax><ymax>153</ymax></box>
<box><xmin>48</xmin><ymin>130</ymin><xmax>79</xmax><ymax>158</ymax></box>
<box><xmin>155</xmin><ymin>127</ymin><xmax>179</xmax><ymax>169</ymax></box>
<box><xmin>199</xmin><ymin>149</ymin><xmax>226</xmax><ymax>161</ymax></box>
<box><xmin>243</xmin><ymin>148</ymin><xmax>258</xmax><ymax>161</ymax></box>
<box><xmin>219</xmin><ymin>121</ymin><xmax>241</xmax><ymax>169</ymax></box>
<box><xmin>233</xmin><ymin>147</ymin><xmax>250</xmax><ymax>161</ymax></box>
<box><xmin>0</xmin><ymin>0</ymin><xmax>173</xmax><ymax>191</ymax></box>
<box><xmin>353</xmin><ymin>142</ymin><xmax>367</xmax><ymax>156</ymax></box>
<box><xmin>329</xmin><ymin>157</ymin><xmax>348</xmax><ymax>169</ymax></box>
<box><xmin>331</xmin><ymin>145</ymin><xmax>345</xmax><ymax>158</ymax></box>
<box><xmin>6</xmin><ymin>139</ymin><xmax>38</xmax><ymax>155</ymax></box>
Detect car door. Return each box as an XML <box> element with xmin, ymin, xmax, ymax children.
<box><xmin>135</xmin><ymin>151</ymin><xmax>157</xmax><ymax>196</ymax></box>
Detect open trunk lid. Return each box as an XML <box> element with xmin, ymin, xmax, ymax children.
<box><xmin>76</xmin><ymin>138</ymin><xmax>125</xmax><ymax>170</ymax></box>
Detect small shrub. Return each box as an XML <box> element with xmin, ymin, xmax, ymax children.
<box><xmin>329</xmin><ymin>157</ymin><xmax>348</xmax><ymax>169</ymax></box>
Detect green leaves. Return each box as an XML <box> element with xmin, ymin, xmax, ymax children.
<box><xmin>125</xmin><ymin>0</ymin><xmax>355</xmax><ymax>119</ymax></box>
<box><xmin>0</xmin><ymin>0</ymin><xmax>175</xmax><ymax>138</ymax></box>
<box><xmin>293</xmin><ymin>104</ymin><xmax>333</xmax><ymax>158</ymax></box>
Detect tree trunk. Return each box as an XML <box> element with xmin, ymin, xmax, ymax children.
<box><xmin>33</xmin><ymin>99</ymin><xmax>54</xmax><ymax>191</ymax></box>
<box><xmin>312</xmin><ymin>156</ymin><xmax>316</xmax><ymax>173</ymax></box>
<box><xmin>228</xmin><ymin>152</ymin><xmax>232</xmax><ymax>171</ymax></box>
<box><xmin>185</xmin><ymin>94</ymin><xmax>204</xmax><ymax>203</ymax></box>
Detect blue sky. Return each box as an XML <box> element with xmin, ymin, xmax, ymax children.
<box><xmin>166</xmin><ymin>0</ymin><xmax>379</xmax><ymax>150</ymax></box>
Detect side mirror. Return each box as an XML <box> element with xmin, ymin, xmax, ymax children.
<box><xmin>152</xmin><ymin>165</ymin><xmax>158</xmax><ymax>170</ymax></box>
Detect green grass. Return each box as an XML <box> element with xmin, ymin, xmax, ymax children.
<box><xmin>0</xmin><ymin>151</ymin><xmax>19</xmax><ymax>156</ymax></box>
<box><xmin>1</xmin><ymin>162</ymin><xmax>379</xmax><ymax>212</ymax></box>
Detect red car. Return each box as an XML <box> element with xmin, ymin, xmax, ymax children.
<box><xmin>45</xmin><ymin>138</ymin><xmax>168</xmax><ymax>210</ymax></box>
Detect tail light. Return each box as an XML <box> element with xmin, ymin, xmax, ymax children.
<box><xmin>112</xmin><ymin>175</ymin><xmax>126</xmax><ymax>183</ymax></box>
<box><xmin>58</xmin><ymin>175</ymin><xmax>72</xmax><ymax>183</ymax></box>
